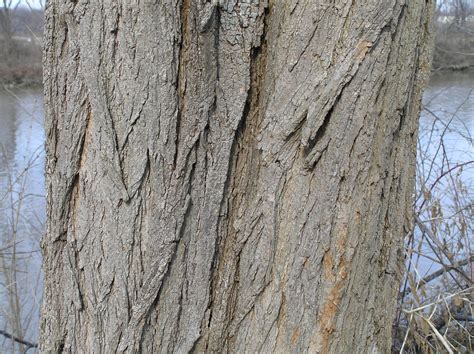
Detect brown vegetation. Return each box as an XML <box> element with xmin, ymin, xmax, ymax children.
<box><xmin>432</xmin><ymin>1</ymin><xmax>474</xmax><ymax>70</ymax></box>
<box><xmin>393</xmin><ymin>87</ymin><xmax>473</xmax><ymax>352</ymax></box>
<box><xmin>433</xmin><ymin>22</ymin><xmax>474</xmax><ymax>70</ymax></box>
<box><xmin>0</xmin><ymin>6</ymin><xmax>43</xmax><ymax>86</ymax></box>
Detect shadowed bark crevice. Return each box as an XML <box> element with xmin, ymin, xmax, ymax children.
<box><xmin>174</xmin><ymin>0</ymin><xmax>192</xmax><ymax>171</ymax></box>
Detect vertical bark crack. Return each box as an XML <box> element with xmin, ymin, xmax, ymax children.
<box><xmin>204</xmin><ymin>4</ymin><xmax>271</xmax><ymax>350</ymax></box>
<box><xmin>174</xmin><ymin>0</ymin><xmax>192</xmax><ymax>170</ymax></box>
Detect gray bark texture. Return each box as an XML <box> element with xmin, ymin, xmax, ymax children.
<box><xmin>40</xmin><ymin>0</ymin><xmax>434</xmax><ymax>353</ymax></box>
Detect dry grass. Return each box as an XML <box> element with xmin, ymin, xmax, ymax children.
<box><xmin>393</xmin><ymin>88</ymin><xmax>473</xmax><ymax>352</ymax></box>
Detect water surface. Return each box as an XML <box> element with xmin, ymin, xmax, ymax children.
<box><xmin>0</xmin><ymin>87</ymin><xmax>44</xmax><ymax>351</ymax></box>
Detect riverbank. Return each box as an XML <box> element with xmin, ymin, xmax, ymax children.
<box><xmin>0</xmin><ymin>73</ymin><xmax>42</xmax><ymax>88</ymax></box>
<box><xmin>432</xmin><ymin>22</ymin><xmax>474</xmax><ymax>71</ymax></box>
<box><xmin>0</xmin><ymin>38</ymin><xmax>42</xmax><ymax>88</ymax></box>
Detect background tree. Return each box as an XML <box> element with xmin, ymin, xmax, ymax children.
<box><xmin>453</xmin><ymin>0</ymin><xmax>471</xmax><ymax>25</ymax></box>
<box><xmin>40</xmin><ymin>1</ymin><xmax>435</xmax><ymax>352</ymax></box>
<box><xmin>0</xmin><ymin>0</ymin><xmax>18</xmax><ymax>62</ymax></box>
<box><xmin>0</xmin><ymin>0</ymin><xmax>43</xmax><ymax>85</ymax></box>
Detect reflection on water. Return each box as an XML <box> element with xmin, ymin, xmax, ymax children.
<box><xmin>0</xmin><ymin>88</ymin><xmax>44</xmax><ymax>351</ymax></box>
<box><xmin>0</xmin><ymin>72</ymin><xmax>471</xmax><ymax>349</ymax></box>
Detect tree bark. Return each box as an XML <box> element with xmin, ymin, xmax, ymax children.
<box><xmin>40</xmin><ymin>0</ymin><xmax>434</xmax><ymax>352</ymax></box>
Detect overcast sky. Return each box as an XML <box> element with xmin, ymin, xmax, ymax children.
<box><xmin>3</xmin><ymin>0</ymin><xmax>44</xmax><ymax>9</ymax></box>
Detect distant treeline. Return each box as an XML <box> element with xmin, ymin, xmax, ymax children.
<box><xmin>0</xmin><ymin>7</ymin><xmax>43</xmax><ymax>86</ymax></box>
<box><xmin>2</xmin><ymin>7</ymin><xmax>43</xmax><ymax>36</ymax></box>
<box><xmin>432</xmin><ymin>16</ymin><xmax>474</xmax><ymax>71</ymax></box>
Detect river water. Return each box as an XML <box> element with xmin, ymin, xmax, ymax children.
<box><xmin>0</xmin><ymin>71</ymin><xmax>472</xmax><ymax>348</ymax></box>
<box><xmin>415</xmin><ymin>70</ymin><xmax>473</xmax><ymax>281</ymax></box>
<box><xmin>0</xmin><ymin>88</ymin><xmax>44</xmax><ymax>351</ymax></box>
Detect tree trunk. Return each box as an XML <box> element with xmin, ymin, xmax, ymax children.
<box><xmin>40</xmin><ymin>1</ymin><xmax>434</xmax><ymax>352</ymax></box>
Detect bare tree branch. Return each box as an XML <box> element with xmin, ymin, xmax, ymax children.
<box><xmin>402</xmin><ymin>254</ymin><xmax>474</xmax><ymax>297</ymax></box>
<box><xmin>414</xmin><ymin>215</ymin><xmax>473</xmax><ymax>285</ymax></box>
<box><xmin>0</xmin><ymin>329</ymin><xmax>37</xmax><ymax>349</ymax></box>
